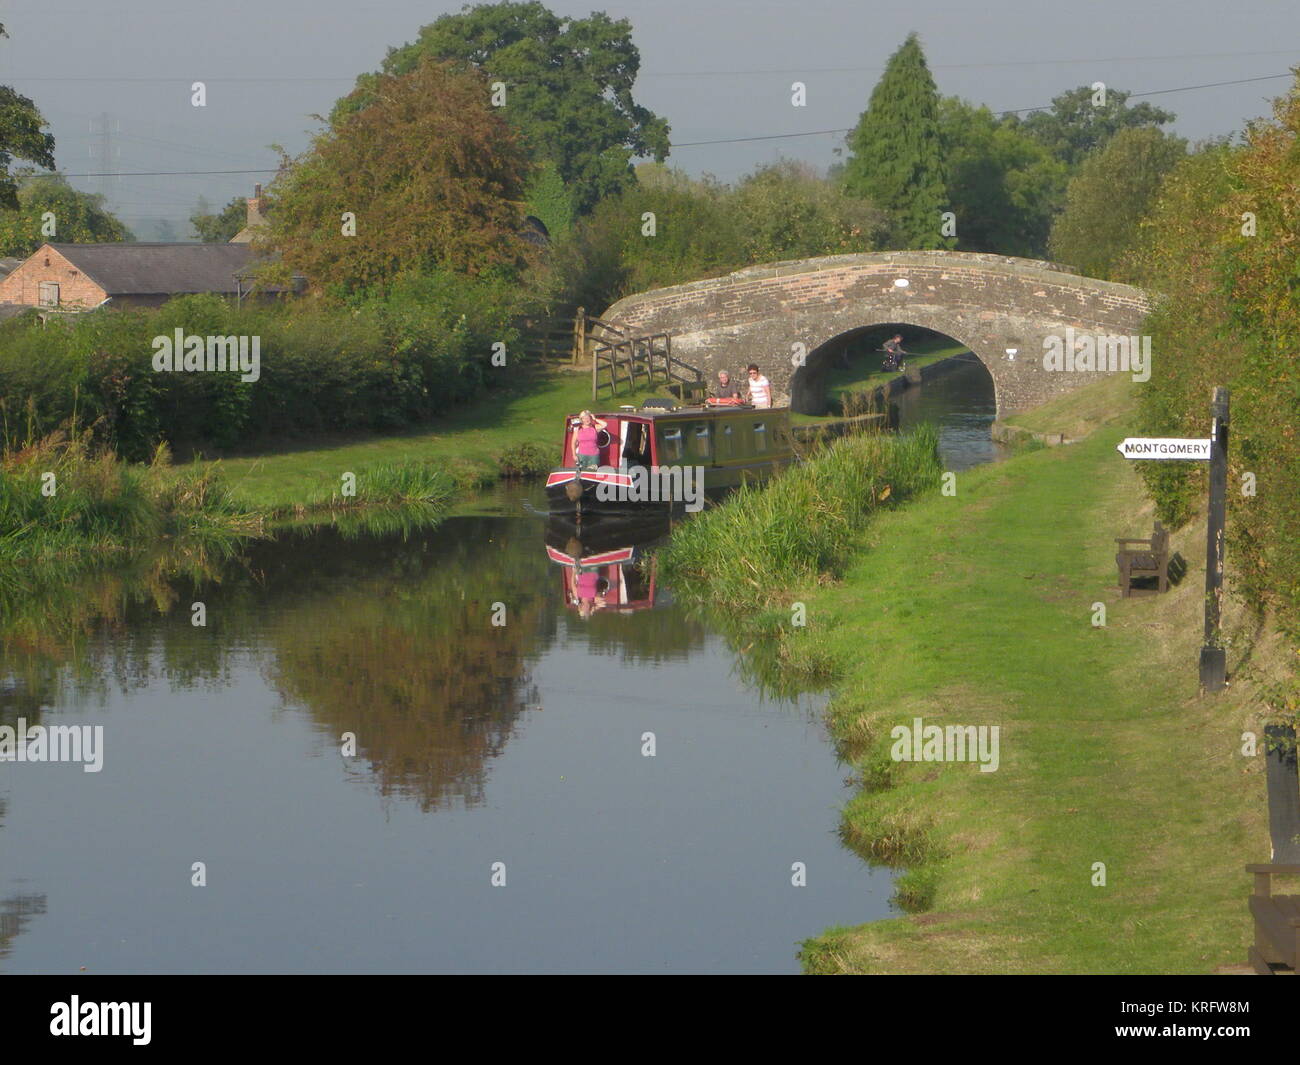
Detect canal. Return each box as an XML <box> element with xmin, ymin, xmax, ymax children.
<box><xmin>0</xmin><ymin>364</ymin><xmax>1003</xmax><ymax>974</ymax></box>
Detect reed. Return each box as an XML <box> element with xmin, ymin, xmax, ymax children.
<box><xmin>660</xmin><ymin>424</ymin><xmax>941</xmax><ymax>611</ymax></box>
<box><xmin>0</xmin><ymin>427</ymin><xmax>263</xmax><ymax>572</ymax></box>
<box><xmin>301</xmin><ymin>461</ymin><xmax>457</xmax><ymax>514</ymax></box>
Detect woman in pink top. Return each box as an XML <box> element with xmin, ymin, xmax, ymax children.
<box><xmin>571</xmin><ymin>410</ymin><xmax>608</xmax><ymax>470</ymax></box>
<box><xmin>745</xmin><ymin>364</ymin><xmax>772</xmax><ymax>409</ymax></box>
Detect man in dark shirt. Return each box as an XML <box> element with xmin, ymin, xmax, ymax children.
<box><xmin>713</xmin><ymin>370</ymin><xmax>739</xmax><ymax>399</ymax></box>
<box><xmin>882</xmin><ymin>334</ymin><xmax>907</xmax><ymax>370</ymax></box>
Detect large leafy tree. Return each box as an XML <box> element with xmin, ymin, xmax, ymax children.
<box><xmin>190</xmin><ymin>195</ymin><xmax>247</xmax><ymax>242</ymax></box>
<box><xmin>1048</xmin><ymin>125</ymin><xmax>1186</xmax><ymax>278</ymax></box>
<box><xmin>727</xmin><ymin>160</ymin><xmax>886</xmax><ymax>264</ymax></box>
<box><xmin>0</xmin><ymin>23</ymin><xmax>56</xmax><ymax>211</ymax></box>
<box><xmin>264</xmin><ymin>58</ymin><xmax>533</xmax><ymax>293</ymax></box>
<box><xmin>842</xmin><ymin>33</ymin><xmax>951</xmax><ymax>250</ymax></box>
<box><xmin>334</xmin><ymin>2</ymin><xmax>669</xmax><ymax>215</ymax></box>
<box><xmin>0</xmin><ymin>173</ymin><xmax>131</xmax><ymax>257</ymax></box>
<box><xmin>939</xmin><ymin>97</ymin><xmax>1066</xmax><ymax>258</ymax></box>
<box><xmin>548</xmin><ymin>166</ymin><xmax>740</xmax><ymax>312</ymax></box>
<box><xmin>1012</xmin><ymin>85</ymin><xmax>1175</xmax><ymax>169</ymax></box>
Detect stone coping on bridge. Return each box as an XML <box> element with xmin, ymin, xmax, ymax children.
<box><xmin>604</xmin><ymin>250</ymin><xmax>1151</xmax><ymax>319</ymax></box>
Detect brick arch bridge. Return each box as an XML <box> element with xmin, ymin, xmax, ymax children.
<box><xmin>601</xmin><ymin>251</ymin><xmax>1153</xmax><ymax>417</ymax></box>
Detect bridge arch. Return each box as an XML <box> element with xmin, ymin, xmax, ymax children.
<box><xmin>601</xmin><ymin>251</ymin><xmax>1153</xmax><ymax>419</ymax></box>
<box><xmin>793</xmin><ymin>320</ymin><xmax>992</xmax><ymax>415</ymax></box>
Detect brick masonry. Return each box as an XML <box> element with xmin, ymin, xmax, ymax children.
<box><xmin>0</xmin><ymin>246</ymin><xmax>109</xmax><ymax>310</ymax></box>
<box><xmin>602</xmin><ymin>251</ymin><xmax>1154</xmax><ymax>416</ymax></box>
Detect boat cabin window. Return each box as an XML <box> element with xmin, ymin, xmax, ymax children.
<box><xmin>753</xmin><ymin>421</ymin><xmax>767</xmax><ymax>453</ymax></box>
<box><xmin>721</xmin><ymin>424</ymin><xmax>733</xmax><ymax>457</ymax></box>
<box><xmin>693</xmin><ymin>423</ymin><xmax>711</xmax><ymax>459</ymax></box>
<box><xmin>660</xmin><ymin>426</ymin><xmax>684</xmax><ymax>462</ymax></box>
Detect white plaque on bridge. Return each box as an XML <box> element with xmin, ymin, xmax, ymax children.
<box><xmin>1116</xmin><ymin>437</ymin><xmax>1212</xmax><ymax>460</ymax></box>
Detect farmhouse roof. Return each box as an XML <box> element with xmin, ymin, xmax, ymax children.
<box><xmin>45</xmin><ymin>242</ymin><xmax>263</xmax><ymax>296</ymax></box>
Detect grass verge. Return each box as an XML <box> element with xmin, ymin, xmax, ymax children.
<box><xmin>665</xmin><ymin>378</ymin><xmax>1286</xmax><ymax>973</ymax></box>
<box><xmin>181</xmin><ymin>367</ymin><xmax>671</xmax><ymax>513</ymax></box>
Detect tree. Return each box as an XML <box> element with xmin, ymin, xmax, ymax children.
<box><xmin>333</xmin><ymin>2</ymin><xmax>669</xmax><ymax>215</ymax></box>
<box><xmin>0</xmin><ymin>172</ymin><xmax>130</xmax><ymax>257</ymax></box>
<box><xmin>1048</xmin><ymin>126</ymin><xmax>1186</xmax><ymax>278</ymax></box>
<box><xmin>190</xmin><ymin>195</ymin><xmax>246</xmax><ymax>242</ymax></box>
<box><xmin>264</xmin><ymin>59</ymin><xmax>533</xmax><ymax>293</ymax></box>
<box><xmin>727</xmin><ymin>160</ymin><xmax>886</xmax><ymax>263</ymax></box>
<box><xmin>1013</xmin><ymin>85</ymin><xmax>1175</xmax><ymax>169</ymax></box>
<box><xmin>524</xmin><ymin>161</ymin><xmax>575</xmax><ymax>238</ymax></box>
<box><xmin>1124</xmin><ymin>77</ymin><xmax>1300</xmax><ymax>638</ymax></box>
<box><xmin>0</xmin><ymin>23</ymin><xmax>56</xmax><ymax>210</ymax></box>
<box><xmin>842</xmin><ymin>33</ymin><xmax>951</xmax><ymax>250</ymax></box>
<box><xmin>939</xmin><ymin>97</ymin><xmax>1067</xmax><ymax>258</ymax></box>
<box><xmin>547</xmin><ymin>165</ymin><xmax>741</xmax><ymax>312</ymax></box>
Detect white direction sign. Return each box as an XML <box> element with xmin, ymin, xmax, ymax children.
<box><xmin>1116</xmin><ymin>437</ymin><xmax>1212</xmax><ymax>460</ymax></box>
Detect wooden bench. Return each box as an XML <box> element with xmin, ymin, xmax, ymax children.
<box><xmin>1247</xmin><ymin>864</ymin><xmax>1300</xmax><ymax>974</ymax></box>
<box><xmin>1115</xmin><ymin>521</ymin><xmax>1170</xmax><ymax>597</ymax></box>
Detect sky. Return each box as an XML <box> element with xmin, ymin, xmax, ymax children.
<box><xmin>2</xmin><ymin>0</ymin><xmax>1299</xmax><ymax>238</ymax></box>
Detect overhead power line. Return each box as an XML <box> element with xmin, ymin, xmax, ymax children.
<box><xmin>46</xmin><ymin>70</ymin><xmax>1297</xmax><ymax>174</ymax></box>
<box><xmin>6</xmin><ymin>48</ymin><xmax>1299</xmax><ymax>82</ymax></box>
<box><xmin>671</xmin><ymin>71</ymin><xmax>1295</xmax><ymax>147</ymax></box>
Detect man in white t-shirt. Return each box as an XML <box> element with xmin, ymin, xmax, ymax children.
<box><xmin>745</xmin><ymin>363</ymin><xmax>772</xmax><ymax>408</ymax></box>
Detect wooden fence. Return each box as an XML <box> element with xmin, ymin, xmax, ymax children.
<box><xmin>579</xmin><ymin>309</ymin><xmax>703</xmax><ymax>401</ymax></box>
<box><xmin>513</xmin><ymin>307</ymin><xmax>702</xmax><ymax>401</ymax></box>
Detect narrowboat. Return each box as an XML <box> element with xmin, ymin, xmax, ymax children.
<box><xmin>545</xmin><ymin>400</ymin><xmax>795</xmax><ymax>512</ymax></box>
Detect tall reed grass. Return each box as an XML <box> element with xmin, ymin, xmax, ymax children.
<box><xmin>660</xmin><ymin>425</ymin><xmax>941</xmax><ymax>611</ymax></box>
<box><xmin>0</xmin><ymin>427</ymin><xmax>263</xmax><ymax>572</ymax></box>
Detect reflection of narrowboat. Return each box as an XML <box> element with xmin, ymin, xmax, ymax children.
<box><xmin>545</xmin><ymin>400</ymin><xmax>795</xmax><ymax>512</ymax></box>
<box><xmin>544</xmin><ymin>515</ymin><xmax>664</xmax><ymax>615</ymax></box>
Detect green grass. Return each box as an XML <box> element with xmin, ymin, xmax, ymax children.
<box><xmin>790</xmin><ymin>337</ymin><xmax>970</xmax><ymax>426</ymax></box>
<box><xmin>998</xmin><ymin>372</ymin><xmax>1133</xmax><ymax>439</ymax></box>
<box><xmin>0</xmin><ymin>431</ymin><xmax>263</xmax><ymax>579</ymax></box>
<box><xmin>666</xmin><ymin>379</ymin><xmax>1280</xmax><ymax>973</ymax></box>
<box><xmin>825</xmin><ymin>337</ymin><xmax>968</xmax><ymax>402</ymax></box>
<box><xmin>183</xmin><ymin>367</ymin><xmax>671</xmax><ymax>512</ymax></box>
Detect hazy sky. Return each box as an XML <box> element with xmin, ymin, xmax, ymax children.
<box><xmin>3</xmin><ymin>0</ymin><xmax>1298</xmax><ymax>236</ymax></box>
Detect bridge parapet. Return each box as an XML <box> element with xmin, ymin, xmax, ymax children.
<box><xmin>602</xmin><ymin>251</ymin><xmax>1153</xmax><ymax>416</ymax></box>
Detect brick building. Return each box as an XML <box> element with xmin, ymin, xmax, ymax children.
<box><xmin>0</xmin><ymin>242</ymin><xmax>290</xmax><ymax>312</ymax></box>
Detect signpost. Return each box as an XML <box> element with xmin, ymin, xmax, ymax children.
<box><xmin>1115</xmin><ymin>437</ymin><xmax>1212</xmax><ymax>460</ymax></box>
<box><xmin>1116</xmin><ymin>388</ymin><xmax>1230</xmax><ymax>693</ymax></box>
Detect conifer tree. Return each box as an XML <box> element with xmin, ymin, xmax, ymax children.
<box><xmin>843</xmin><ymin>33</ymin><xmax>951</xmax><ymax>250</ymax></box>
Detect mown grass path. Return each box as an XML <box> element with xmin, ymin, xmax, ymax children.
<box><xmin>792</xmin><ymin>411</ymin><xmax>1272</xmax><ymax>973</ymax></box>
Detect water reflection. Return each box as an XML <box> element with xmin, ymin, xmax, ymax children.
<box><xmin>545</xmin><ymin>511</ymin><xmax>669</xmax><ymax>617</ymax></box>
<box><xmin>892</xmin><ymin>355</ymin><xmax>1011</xmax><ymax>471</ymax></box>
<box><xmin>0</xmin><ymin>894</ymin><xmax>47</xmax><ymax>960</ymax></box>
<box><xmin>0</xmin><ymin>502</ymin><xmax>890</xmax><ymax>972</ymax></box>
<box><xmin>264</xmin><ymin>521</ymin><xmax>552</xmax><ymax>811</ymax></box>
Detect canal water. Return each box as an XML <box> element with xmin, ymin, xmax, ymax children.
<box><xmin>0</xmin><ymin>364</ymin><xmax>1002</xmax><ymax>975</ymax></box>
<box><xmin>893</xmin><ymin>355</ymin><xmax>1013</xmax><ymax>471</ymax></box>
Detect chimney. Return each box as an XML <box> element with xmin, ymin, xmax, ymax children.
<box><xmin>246</xmin><ymin>184</ymin><xmax>266</xmax><ymax>228</ymax></box>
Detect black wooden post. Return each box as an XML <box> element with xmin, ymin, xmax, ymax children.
<box><xmin>1199</xmin><ymin>387</ymin><xmax>1230</xmax><ymax>693</ymax></box>
<box><xmin>1264</xmin><ymin>725</ymin><xmax>1300</xmax><ymax>862</ymax></box>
